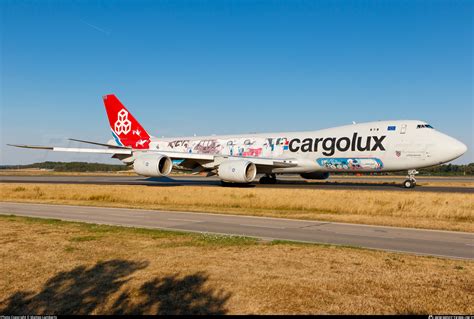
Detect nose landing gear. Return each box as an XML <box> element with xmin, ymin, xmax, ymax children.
<box><xmin>259</xmin><ymin>173</ymin><xmax>277</xmax><ymax>184</ymax></box>
<box><xmin>403</xmin><ymin>169</ymin><xmax>419</xmax><ymax>188</ymax></box>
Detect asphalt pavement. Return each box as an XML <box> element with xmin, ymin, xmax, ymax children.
<box><xmin>0</xmin><ymin>175</ymin><xmax>472</xmax><ymax>193</ymax></box>
<box><xmin>1</xmin><ymin>202</ymin><xmax>472</xmax><ymax>259</ymax></box>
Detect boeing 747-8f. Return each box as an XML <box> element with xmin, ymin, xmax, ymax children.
<box><xmin>9</xmin><ymin>94</ymin><xmax>467</xmax><ymax>188</ymax></box>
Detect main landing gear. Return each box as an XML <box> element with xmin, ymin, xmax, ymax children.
<box><xmin>403</xmin><ymin>169</ymin><xmax>419</xmax><ymax>188</ymax></box>
<box><xmin>259</xmin><ymin>173</ymin><xmax>277</xmax><ymax>184</ymax></box>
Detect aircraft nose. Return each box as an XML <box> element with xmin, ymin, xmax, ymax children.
<box><xmin>455</xmin><ymin>140</ymin><xmax>468</xmax><ymax>156</ymax></box>
<box><xmin>447</xmin><ymin>138</ymin><xmax>467</xmax><ymax>159</ymax></box>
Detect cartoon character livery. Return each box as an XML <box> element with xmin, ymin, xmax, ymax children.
<box><xmin>9</xmin><ymin>94</ymin><xmax>467</xmax><ymax>188</ymax></box>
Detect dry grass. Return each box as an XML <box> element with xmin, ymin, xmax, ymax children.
<box><xmin>0</xmin><ymin>215</ymin><xmax>472</xmax><ymax>314</ymax></box>
<box><xmin>0</xmin><ymin>183</ymin><xmax>473</xmax><ymax>232</ymax></box>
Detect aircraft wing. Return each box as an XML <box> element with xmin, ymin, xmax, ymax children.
<box><xmin>8</xmin><ymin>144</ymin><xmax>297</xmax><ymax>167</ymax></box>
<box><xmin>154</xmin><ymin>150</ymin><xmax>298</xmax><ymax>168</ymax></box>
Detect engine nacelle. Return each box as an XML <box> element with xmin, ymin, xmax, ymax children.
<box><xmin>300</xmin><ymin>172</ymin><xmax>330</xmax><ymax>180</ymax></box>
<box><xmin>133</xmin><ymin>154</ymin><xmax>173</xmax><ymax>177</ymax></box>
<box><xmin>217</xmin><ymin>160</ymin><xmax>257</xmax><ymax>183</ymax></box>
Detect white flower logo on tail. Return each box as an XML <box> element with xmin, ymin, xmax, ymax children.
<box><xmin>114</xmin><ymin>109</ymin><xmax>131</xmax><ymax>135</ymax></box>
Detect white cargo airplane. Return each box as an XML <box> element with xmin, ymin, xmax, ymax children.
<box><xmin>9</xmin><ymin>94</ymin><xmax>467</xmax><ymax>188</ymax></box>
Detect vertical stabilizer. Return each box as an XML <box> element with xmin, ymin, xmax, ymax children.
<box><xmin>103</xmin><ymin>94</ymin><xmax>151</xmax><ymax>149</ymax></box>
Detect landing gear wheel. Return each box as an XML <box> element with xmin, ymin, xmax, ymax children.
<box><xmin>403</xmin><ymin>179</ymin><xmax>415</xmax><ymax>189</ymax></box>
<box><xmin>403</xmin><ymin>169</ymin><xmax>419</xmax><ymax>189</ymax></box>
<box><xmin>259</xmin><ymin>174</ymin><xmax>277</xmax><ymax>184</ymax></box>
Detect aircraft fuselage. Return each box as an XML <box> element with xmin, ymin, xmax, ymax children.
<box><xmin>143</xmin><ymin>120</ymin><xmax>467</xmax><ymax>174</ymax></box>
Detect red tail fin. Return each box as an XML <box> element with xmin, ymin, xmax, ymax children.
<box><xmin>103</xmin><ymin>94</ymin><xmax>151</xmax><ymax>149</ymax></box>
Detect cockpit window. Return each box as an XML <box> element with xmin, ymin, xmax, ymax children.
<box><xmin>417</xmin><ymin>124</ymin><xmax>434</xmax><ymax>129</ymax></box>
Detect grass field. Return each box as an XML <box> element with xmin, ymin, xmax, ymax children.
<box><xmin>0</xmin><ymin>183</ymin><xmax>472</xmax><ymax>232</ymax></box>
<box><xmin>0</xmin><ymin>215</ymin><xmax>472</xmax><ymax>314</ymax></box>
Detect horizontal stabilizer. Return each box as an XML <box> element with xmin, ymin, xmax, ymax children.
<box><xmin>68</xmin><ymin>138</ymin><xmax>130</xmax><ymax>149</ymax></box>
<box><xmin>8</xmin><ymin>144</ymin><xmax>132</xmax><ymax>155</ymax></box>
<box><xmin>7</xmin><ymin>144</ymin><xmax>53</xmax><ymax>150</ymax></box>
<box><xmin>53</xmin><ymin>147</ymin><xmax>132</xmax><ymax>154</ymax></box>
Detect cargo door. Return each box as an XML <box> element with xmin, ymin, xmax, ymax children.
<box><xmin>395</xmin><ymin>143</ymin><xmax>426</xmax><ymax>160</ymax></box>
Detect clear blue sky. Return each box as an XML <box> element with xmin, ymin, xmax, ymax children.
<box><xmin>1</xmin><ymin>0</ymin><xmax>472</xmax><ymax>165</ymax></box>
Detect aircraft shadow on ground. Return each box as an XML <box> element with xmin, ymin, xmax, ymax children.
<box><xmin>145</xmin><ymin>176</ymin><xmax>256</xmax><ymax>188</ymax></box>
<box><xmin>1</xmin><ymin>259</ymin><xmax>231</xmax><ymax>315</ymax></box>
<box><xmin>145</xmin><ymin>176</ymin><xmax>221</xmax><ymax>186</ymax></box>
<box><xmin>277</xmin><ymin>180</ymin><xmax>408</xmax><ymax>189</ymax></box>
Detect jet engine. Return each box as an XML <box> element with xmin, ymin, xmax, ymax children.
<box><xmin>133</xmin><ymin>154</ymin><xmax>173</xmax><ymax>177</ymax></box>
<box><xmin>217</xmin><ymin>160</ymin><xmax>257</xmax><ymax>183</ymax></box>
<box><xmin>300</xmin><ymin>172</ymin><xmax>330</xmax><ymax>180</ymax></box>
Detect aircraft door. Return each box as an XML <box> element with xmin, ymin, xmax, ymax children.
<box><xmin>400</xmin><ymin>124</ymin><xmax>407</xmax><ymax>134</ymax></box>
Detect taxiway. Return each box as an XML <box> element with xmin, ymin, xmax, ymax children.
<box><xmin>1</xmin><ymin>202</ymin><xmax>473</xmax><ymax>259</ymax></box>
